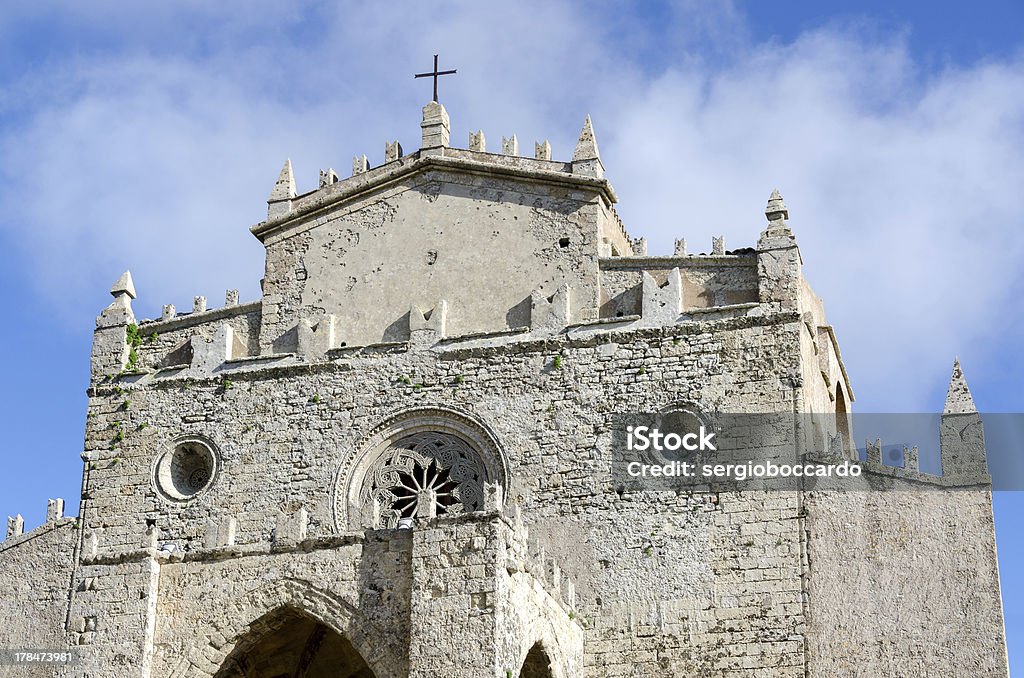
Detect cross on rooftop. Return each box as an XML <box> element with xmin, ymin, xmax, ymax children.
<box><xmin>414</xmin><ymin>54</ymin><xmax>456</xmax><ymax>102</ymax></box>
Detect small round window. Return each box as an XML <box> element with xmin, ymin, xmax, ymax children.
<box><xmin>155</xmin><ymin>438</ymin><xmax>218</xmax><ymax>501</ymax></box>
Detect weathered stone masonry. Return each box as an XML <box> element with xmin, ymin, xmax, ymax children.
<box><xmin>0</xmin><ymin>101</ymin><xmax>1008</xmax><ymax>677</ymax></box>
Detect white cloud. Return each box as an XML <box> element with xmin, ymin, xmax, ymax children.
<box><xmin>603</xmin><ymin>29</ymin><xmax>1024</xmax><ymax>409</ymax></box>
<box><xmin>1</xmin><ymin>3</ymin><xmax>1021</xmax><ymax>411</ymax></box>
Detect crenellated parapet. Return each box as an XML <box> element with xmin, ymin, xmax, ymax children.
<box><xmin>90</xmin><ymin>124</ymin><xmax>832</xmax><ymax>395</ymax></box>
<box><xmin>2</xmin><ymin>497</ymin><xmax>72</xmax><ymax>549</ymax></box>
<box><xmin>88</xmin><ymin>271</ymin><xmax>261</xmax><ymax>384</ymax></box>
<box><xmin>814</xmin><ymin>359</ymin><xmax>991</xmax><ymax>487</ymax></box>
<box><xmin>253</xmin><ymin>103</ymin><xmax>621</xmax><ymax>234</ymax></box>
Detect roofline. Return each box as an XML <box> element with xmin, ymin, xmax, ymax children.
<box><xmin>251</xmin><ymin>152</ymin><xmax>619</xmax><ymax>243</ymax></box>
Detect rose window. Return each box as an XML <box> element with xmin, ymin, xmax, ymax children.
<box><xmin>361</xmin><ymin>431</ymin><xmax>486</xmax><ymax>528</ymax></box>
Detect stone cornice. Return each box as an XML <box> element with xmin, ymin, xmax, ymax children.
<box><xmin>251</xmin><ymin>153</ymin><xmax>619</xmax><ymax>242</ymax></box>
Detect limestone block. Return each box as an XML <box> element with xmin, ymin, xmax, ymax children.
<box><xmin>414</xmin><ymin>489</ymin><xmax>438</xmax><ymax>519</ymax></box>
<box><xmin>267</xmin><ymin>159</ymin><xmax>296</xmax><ymax>219</ymax></box>
<box><xmin>90</xmin><ymin>324</ymin><xmax>130</xmax><ymax>379</ymax></box>
<box><xmin>94</xmin><ymin>270</ymin><xmax>137</xmax><ymax>358</ymax></box>
<box><xmin>904</xmin><ymin>445</ymin><xmax>920</xmax><ymax>473</ymax></box>
<box><xmin>224</xmin><ymin>289</ymin><xmax>239</xmax><ymax>307</ymax></box>
<box><xmin>484</xmin><ymin>482</ymin><xmax>503</xmax><ymax>511</ymax></box>
<box><xmin>352</xmin><ymin>155</ymin><xmax>369</xmax><ymax>175</ymax></box>
<box><xmin>420</xmin><ymin>101</ymin><xmax>450</xmax><ymax>153</ymax></box>
<box><xmin>268</xmin><ymin>158</ymin><xmax>296</xmax><ymax>202</ymax></box>
<box><xmin>6</xmin><ymin>514</ymin><xmax>23</xmax><ymax>540</ymax></box>
<box><xmin>144</xmin><ymin>524</ymin><xmax>160</xmax><ymax>550</ymax></box>
<box><xmin>713</xmin><ymin>235</ymin><xmax>726</xmax><ymax>255</ymax></box>
<box><xmin>866</xmin><ymin>438</ymin><xmax>882</xmax><ymax>464</ymax></box>
<box><xmin>502</xmin><ymin>135</ymin><xmax>519</xmax><ymax>156</ymax></box>
<box><xmin>297</xmin><ymin>314</ymin><xmax>336</xmax><ymax>359</ymax></box>
<box><xmin>203</xmin><ymin>516</ymin><xmax>237</xmax><ymax>549</ymax></box>
<box><xmin>83</xmin><ymin>531</ymin><xmax>99</xmax><ymax>558</ymax></box>
<box><xmin>319</xmin><ymin>168</ymin><xmax>339</xmax><ymax>188</ymax></box>
<box><xmin>162</xmin><ymin>304</ymin><xmax>176</xmax><ymax>321</ymax></box>
<box><xmin>110</xmin><ymin>271</ymin><xmax>137</xmax><ymax>300</ymax></box>
<box><xmin>385</xmin><ymin>140</ymin><xmax>403</xmax><ymax>163</ymax></box>
<box><xmin>941</xmin><ymin>412</ymin><xmax>989</xmax><ymax>483</ymax></box>
<box><xmin>641</xmin><ymin>268</ymin><xmax>683</xmax><ymax>325</ymax></box>
<box><xmin>535</xmin><ymin>140</ymin><xmax>552</xmax><ymax>161</ymax></box>
<box><xmin>469</xmin><ymin>130</ymin><xmax>486</xmax><ymax>152</ymax></box>
<box><xmin>945</xmin><ymin>358</ymin><xmax>977</xmax><ymax>414</ymax></box>
<box><xmin>530</xmin><ymin>284</ymin><xmax>571</xmax><ymax>334</ymax></box>
<box><xmin>674</xmin><ymin>238</ymin><xmax>687</xmax><ymax>256</ymax></box>
<box><xmin>756</xmin><ymin>193</ymin><xmax>801</xmax><ymax>311</ymax></box>
<box><xmin>409</xmin><ymin>300</ymin><xmax>447</xmax><ymax>348</ymax></box>
<box><xmin>631</xmin><ymin>237</ymin><xmax>647</xmax><ymax>256</ymax></box>
<box><xmin>190</xmin><ymin>324</ymin><xmax>243</xmax><ymax>371</ymax></box>
<box><xmin>46</xmin><ymin>498</ymin><xmax>64</xmax><ymax>524</ymax></box>
<box><xmin>766</xmin><ymin>188</ymin><xmax>789</xmax><ymax>221</ymax></box>
<box><xmin>571</xmin><ymin>114</ymin><xmax>604</xmax><ymax>178</ymax></box>
<box><xmin>274</xmin><ymin>508</ymin><xmax>308</xmax><ymax>546</ymax></box>
<box><xmin>193</xmin><ymin>296</ymin><xmax>207</xmax><ymax>314</ymax></box>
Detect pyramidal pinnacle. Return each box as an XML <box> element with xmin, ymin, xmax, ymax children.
<box><xmin>268</xmin><ymin>159</ymin><xmax>297</xmax><ymax>202</ymax></box>
<box><xmin>944</xmin><ymin>358</ymin><xmax>977</xmax><ymax>414</ymax></box>
<box><xmin>572</xmin><ymin>115</ymin><xmax>600</xmax><ymax>162</ymax></box>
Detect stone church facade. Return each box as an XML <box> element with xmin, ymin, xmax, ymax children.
<box><xmin>0</xmin><ymin>101</ymin><xmax>1008</xmax><ymax>676</ymax></box>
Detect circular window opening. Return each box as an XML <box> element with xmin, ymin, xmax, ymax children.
<box><xmin>361</xmin><ymin>431</ymin><xmax>487</xmax><ymax>528</ymax></box>
<box><xmin>155</xmin><ymin>438</ymin><xmax>218</xmax><ymax>501</ymax></box>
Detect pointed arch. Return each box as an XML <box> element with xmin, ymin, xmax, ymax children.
<box><xmin>172</xmin><ymin>578</ymin><xmax>404</xmax><ymax>678</ymax></box>
<box><xmin>214</xmin><ymin>606</ymin><xmax>375</xmax><ymax>678</ymax></box>
<box><xmin>519</xmin><ymin>641</ymin><xmax>556</xmax><ymax>678</ymax></box>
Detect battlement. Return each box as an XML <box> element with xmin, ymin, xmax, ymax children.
<box><xmin>255</xmin><ymin>103</ymin><xmax>621</xmax><ymax>241</ymax></box>
<box><xmin>84</xmin><ymin>100</ymin><xmax>839</xmax><ymax>383</ymax></box>
<box><xmin>136</xmin><ymin>289</ymin><xmax>250</xmax><ymax>328</ymax></box>
<box><xmin>811</xmin><ymin>359</ymin><xmax>990</xmax><ymax>486</ymax></box>
<box><xmin>76</xmin><ymin>496</ymin><xmax>576</xmax><ymax>621</ymax></box>
<box><xmin>2</xmin><ymin>498</ymin><xmax>74</xmax><ymax>551</ymax></box>
<box><xmin>503</xmin><ymin>504</ymin><xmax>578</xmax><ymax>615</ymax></box>
<box><xmin>91</xmin><ymin>187</ymin><xmax>817</xmax><ymax>388</ymax></box>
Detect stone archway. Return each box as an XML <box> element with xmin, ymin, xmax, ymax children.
<box><xmin>214</xmin><ymin>606</ymin><xmax>375</xmax><ymax>678</ymax></box>
<box><xmin>519</xmin><ymin>642</ymin><xmax>556</xmax><ymax>678</ymax></box>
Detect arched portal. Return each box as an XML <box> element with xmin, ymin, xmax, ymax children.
<box><xmin>214</xmin><ymin>606</ymin><xmax>375</xmax><ymax>678</ymax></box>
<box><xmin>519</xmin><ymin>642</ymin><xmax>556</xmax><ymax>678</ymax></box>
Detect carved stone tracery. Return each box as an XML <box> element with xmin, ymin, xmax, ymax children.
<box><xmin>361</xmin><ymin>431</ymin><xmax>486</xmax><ymax>528</ymax></box>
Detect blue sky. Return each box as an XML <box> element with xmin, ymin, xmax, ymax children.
<box><xmin>0</xmin><ymin>0</ymin><xmax>1022</xmax><ymax>670</ymax></box>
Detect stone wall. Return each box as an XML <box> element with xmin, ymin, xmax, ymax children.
<box><xmin>149</xmin><ymin>531</ymin><xmax>413</xmax><ymax>677</ymax></box>
<box><xmin>0</xmin><ymin>102</ymin><xmax>1008</xmax><ymax>677</ymax></box>
<box><xmin>0</xmin><ymin>519</ymin><xmax>78</xmax><ymax>677</ymax></box>
<box><xmin>804</xmin><ymin>488</ymin><xmax>1008</xmax><ymax>677</ymax></box>
<box><xmin>136</xmin><ymin>304</ymin><xmax>262</xmax><ymax>372</ymax></box>
<box><xmin>599</xmin><ymin>255</ymin><xmax>759</xmax><ymax>319</ymax></box>
<box><xmin>74</xmin><ymin>305</ymin><xmax>811</xmax><ymax>675</ymax></box>
<box><xmin>256</xmin><ymin>166</ymin><xmax>610</xmax><ymax>350</ymax></box>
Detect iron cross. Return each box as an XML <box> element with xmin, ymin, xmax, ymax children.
<box><xmin>414</xmin><ymin>54</ymin><xmax>456</xmax><ymax>102</ymax></box>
